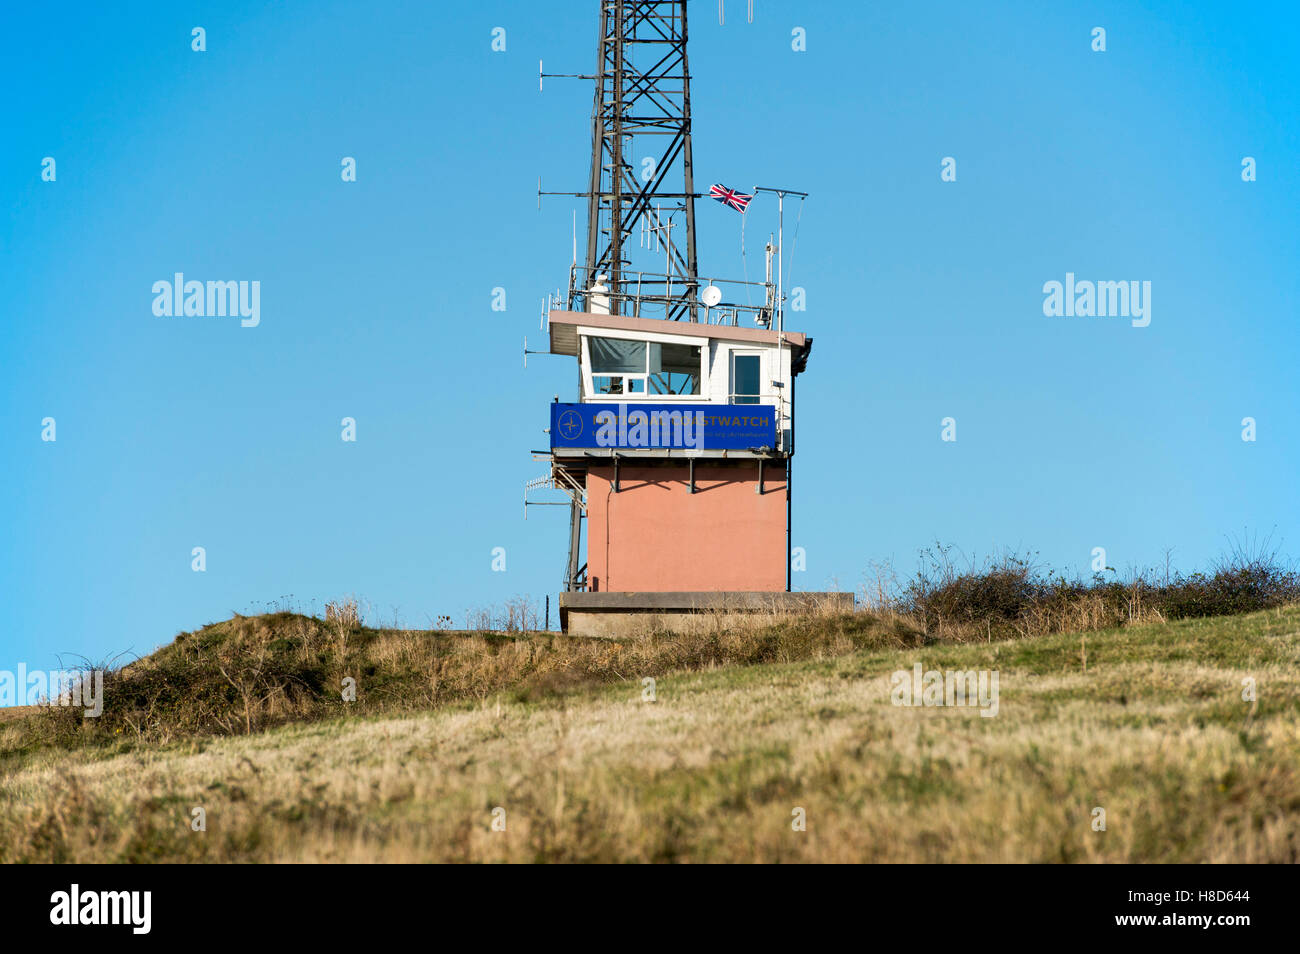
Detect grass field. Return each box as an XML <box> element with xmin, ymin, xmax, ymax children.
<box><xmin>2</xmin><ymin>604</ymin><xmax>1297</xmax><ymax>862</ymax></box>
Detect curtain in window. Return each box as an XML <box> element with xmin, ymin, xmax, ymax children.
<box><xmin>589</xmin><ymin>337</ymin><xmax>646</xmax><ymax>373</ymax></box>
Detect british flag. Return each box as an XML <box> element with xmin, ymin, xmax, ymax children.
<box><xmin>709</xmin><ymin>183</ymin><xmax>753</xmax><ymax>212</ymax></box>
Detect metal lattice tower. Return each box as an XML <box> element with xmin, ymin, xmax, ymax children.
<box><xmin>536</xmin><ymin>0</ymin><xmax>706</xmax><ymax>594</ymax></box>
<box><xmin>583</xmin><ymin>0</ymin><xmax>699</xmax><ymax>320</ymax></box>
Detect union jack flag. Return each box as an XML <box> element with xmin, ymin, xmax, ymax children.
<box><xmin>709</xmin><ymin>183</ymin><xmax>753</xmax><ymax>212</ymax></box>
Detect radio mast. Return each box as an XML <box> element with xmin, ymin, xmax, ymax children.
<box><xmin>530</xmin><ymin>1</ymin><xmax>817</xmax><ymax>609</ymax></box>
<box><xmin>543</xmin><ymin>0</ymin><xmax>700</xmax><ymax>321</ymax></box>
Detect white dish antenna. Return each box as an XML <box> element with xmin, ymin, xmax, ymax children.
<box><xmin>700</xmin><ymin>285</ymin><xmax>723</xmax><ymax>307</ymax></box>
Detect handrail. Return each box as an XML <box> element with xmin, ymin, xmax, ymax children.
<box><xmin>565</xmin><ymin>266</ymin><xmax>774</xmax><ymax>327</ymax></box>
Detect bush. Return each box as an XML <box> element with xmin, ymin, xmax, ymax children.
<box><xmin>7</xmin><ymin>606</ymin><xmax>921</xmax><ymax>753</ymax></box>
<box><xmin>882</xmin><ymin>537</ymin><xmax>1299</xmax><ymax>642</ymax></box>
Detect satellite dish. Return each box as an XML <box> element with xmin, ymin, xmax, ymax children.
<box><xmin>700</xmin><ymin>285</ymin><xmax>723</xmax><ymax>307</ymax></box>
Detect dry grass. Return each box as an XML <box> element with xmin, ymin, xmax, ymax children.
<box><xmin>867</xmin><ymin>538</ymin><xmax>1300</xmax><ymax>643</ymax></box>
<box><xmin>1</xmin><ymin>605</ymin><xmax>1297</xmax><ymax>862</ymax></box>
<box><xmin>3</xmin><ymin>607</ymin><xmax>920</xmax><ymax>750</ymax></box>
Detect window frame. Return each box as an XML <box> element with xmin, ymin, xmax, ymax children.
<box><xmin>579</xmin><ymin>327</ymin><xmax>708</xmax><ymax>401</ymax></box>
<box><xmin>729</xmin><ymin>350</ymin><xmax>763</xmax><ymax>404</ymax></box>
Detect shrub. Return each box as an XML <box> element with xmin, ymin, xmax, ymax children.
<box><xmin>882</xmin><ymin>537</ymin><xmax>1299</xmax><ymax>642</ymax></box>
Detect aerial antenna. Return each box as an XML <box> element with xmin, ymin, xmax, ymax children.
<box><xmin>753</xmin><ymin>186</ymin><xmax>807</xmax><ymax>452</ymax></box>
<box><xmin>541</xmin><ymin>0</ymin><xmax>701</xmax><ymax>320</ymax></box>
<box><xmin>752</xmin><ymin>186</ymin><xmax>808</xmax><ymax>335</ymax></box>
<box><xmin>538</xmin><ymin>59</ymin><xmax>595</xmax><ymax>92</ymax></box>
<box><xmin>524</xmin><ymin>330</ymin><xmax>559</xmax><ymax>370</ymax></box>
<box><xmin>718</xmin><ymin>1</ymin><xmax>755</xmax><ymax>25</ymax></box>
<box><xmin>761</xmin><ymin>235</ymin><xmax>775</xmax><ymax>326</ymax></box>
<box><xmin>524</xmin><ymin>290</ymin><xmax>562</xmax><ymax>368</ymax></box>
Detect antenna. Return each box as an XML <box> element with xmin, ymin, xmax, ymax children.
<box><xmin>752</xmin><ymin>187</ymin><xmax>808</xmax><ymax>452</ymax></box>
<box><xmin>538</xmin><ymin>59</ymin><xmax>595</xmax><ymax>92</ymax></box>
<box><xmin>752</xmin><ymin>186</ymin><xmax>808</xmax><ymax>334</ymax></box>
<box><xmin>524</xmin><ymin>333</ymin><xmax>558</xmax><ymax>369</ymax></box>
<box><xmin>541</xmin><ymin>1</ymin><xmax>701</xmax><ymax>321</ymax></box>
<box><xmin>718</xmin><ymin>1</ymin><xmax>755</xmax><ymax>25</ymax></box>
<box><xmin>761</xmin><ymin>236</ymin><xmax>775</xmax><ymax>326</ymax></box>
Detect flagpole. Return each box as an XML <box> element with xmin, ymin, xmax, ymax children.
<box><xmin>753</xmin><ymin>186</ymin><xmax>808</xmax><ymax>453</ymax></box>
<box><xmin>752</xmin><ymin>186</ymin><xmax>807</xmax><ymax>326</ymax></box>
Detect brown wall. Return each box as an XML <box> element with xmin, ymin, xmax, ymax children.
<box><xmin>585</xmin><ymin>461</ymin><xmax>788</xmax><ymax>592</ymax></box>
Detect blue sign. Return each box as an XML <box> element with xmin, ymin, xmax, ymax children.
<box><xmin>550</xmin><ymin>402</ymin><xmax>777</xmax><ymax>451</ymax></box>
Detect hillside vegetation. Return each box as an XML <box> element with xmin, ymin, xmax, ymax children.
<box><xmin>2</xmin><ymin>604</ymin><xmax>1297</xmax><ymax>862</ymax></box>
<box><xmin>11</xmin><ymin>541</ymin><xmax>1298</xmax><ymax>753</ymax></box>
<box><xmin>3</xmin><ymin>544</ymin><xmax>1296</xmax><ymax>862</ymax></box>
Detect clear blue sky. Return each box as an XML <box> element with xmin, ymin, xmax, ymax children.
<box><xmin>2</xmin><ymin>1</ymin><xmax>1296</xmax><ymax>668</ymax></box>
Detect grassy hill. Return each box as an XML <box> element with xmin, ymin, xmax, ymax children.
<box><xmin>2</xmin><ymin>604</ymin><xmax>1297</xmax><ymax>862</ymax></box>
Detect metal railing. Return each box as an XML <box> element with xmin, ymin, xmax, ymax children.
<box><xmin>563</xmin><ymin>264</ymin><xmax>774</xmax><ymax>327</ymax></box>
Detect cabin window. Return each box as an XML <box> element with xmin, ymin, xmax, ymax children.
<box><xmin>648</xmin><ymin>341</ymin><xmax>700</xmax><ymax>395</ymax></box>
<box><xmin>586</xmin><ymin>335</ymin><xmax>701</xmax><ymax>396</ymax></box>
<box><xmin>590</xmin><ymin>337</ymin><xmax>646</xmax><ymax>373</ymax></box>
<box><xmin>730</xmin><ymin>353</ymin><xmax>761</xmax><ymax>404</ymax></box>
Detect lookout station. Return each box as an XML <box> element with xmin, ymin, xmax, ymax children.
<box><xmin>526</xmin><ymin>0</ymin><xmax>851</xmax><ymax>634</ymax></box>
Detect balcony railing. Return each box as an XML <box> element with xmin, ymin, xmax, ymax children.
<box><xmin>562</xmin><ymin>265</ymin><xmax>775</xmax><ymax>327</ymax></box>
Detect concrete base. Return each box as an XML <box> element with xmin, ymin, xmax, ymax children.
<box><xmin>559</xmin><ymin>591</ymin><xmax>854</xmax><ymax>637</ymax></box>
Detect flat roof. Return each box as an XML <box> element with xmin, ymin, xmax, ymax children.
<box><xmin>547</xmin><ymin>309</ymin><xmax>808</xmax><ymax>359</ymax></box>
